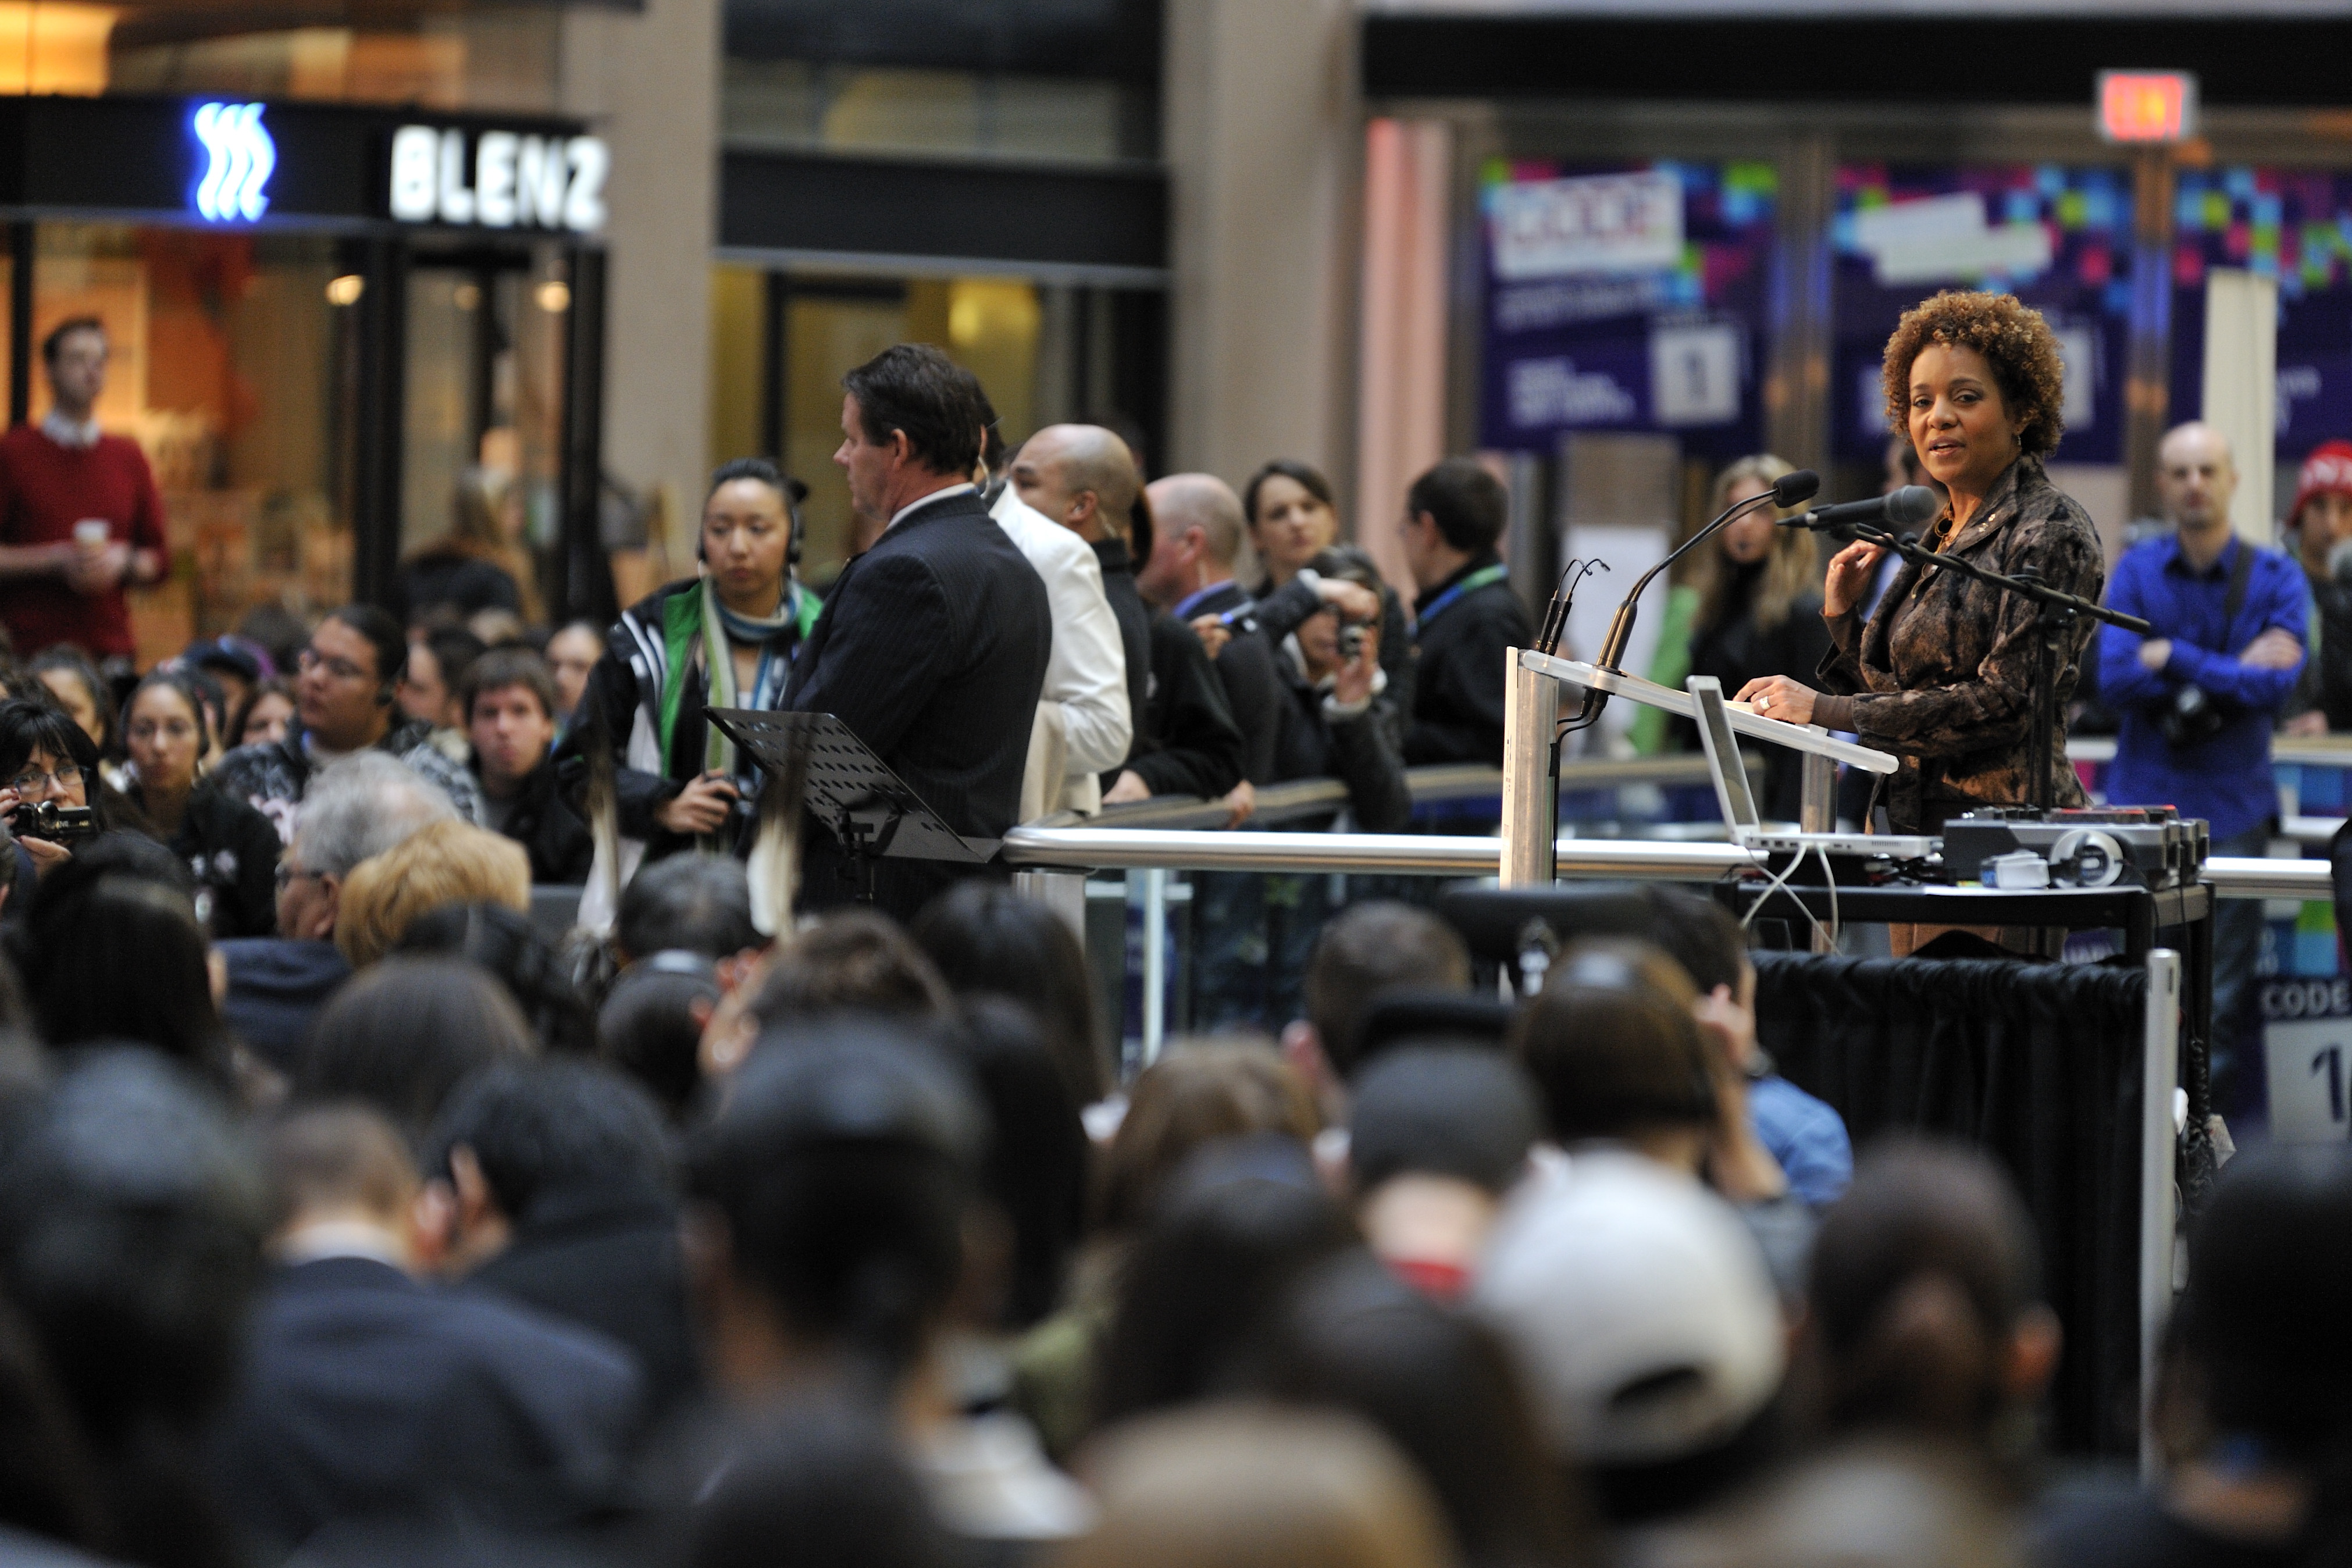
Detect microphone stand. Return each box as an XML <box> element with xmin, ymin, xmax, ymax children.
<box><xmin>1838</xmin><ymin>518</ymin><xmax>2150</xmax><ymax>810</ymax></box>
<box><xmin>1570</xmin><ymin>489</ymin><xmax>1786</xmax><ymax>733</ymax></box>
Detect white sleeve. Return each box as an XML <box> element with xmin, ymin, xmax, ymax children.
<box><xmin>993</xmin><ymin>494</ymin><xmax>1132</xmax><ymax>775</ymax></box>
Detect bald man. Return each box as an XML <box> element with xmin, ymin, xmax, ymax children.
<box><xmin>1017</xmin><ymin>430</ymin><xmax>1245</xmax><ymax>807</ymax></box>
<box><xmin>2098</xmin><ymin>419</ymin><xmax>2306</xmax><ymax>1116</ymax></box>
<box><xmin>1014</xmin><ymin>426</ymin><xmax>1155</xmax><ymax>762</ymax></box>
<box><xmin>1144</xmin><ymin>473</ymin><xmax>1282</xmax><ymax>794</ymax></box>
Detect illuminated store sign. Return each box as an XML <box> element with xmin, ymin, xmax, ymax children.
<box><xmin>190</xmin><ymin>101</ymin><xmax>273</xmax><ymax>223</ymax></box>
<box><xmin>387</xmin><ymin>124</ymin><xmax>608</xmax><ymax>233</ymax></box>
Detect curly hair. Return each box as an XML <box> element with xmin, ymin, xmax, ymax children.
<box><xmin>1881</xmin><ymin>291</ymin><xmax>2068</xmax><ymax>458</ymax></box>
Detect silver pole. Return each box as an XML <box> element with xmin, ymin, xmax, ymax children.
<box><xmin>1500</xmin><ymin>646</ymin><xmax>1558</xmax><ymax>886</ymax></box>
<box><xmin>1801</xmin><ymin>751</ymin><xmax>1835</xmax><ymax>831</ymax></box>
<box><xmin>2140</xmin><ymin>946</ymin><xmax>2182</xmax><ymax>1483</ymax></box>
<box><xmin>1141</xmin><ymin>867</ymin><xmax>1167</xmax><ymax>1064</ymax></box>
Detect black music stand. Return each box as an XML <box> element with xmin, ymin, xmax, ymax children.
<box><xmin>705</xmin><ymin>708</ymin><xmax>997</xmax><ymax>906</ymax></box>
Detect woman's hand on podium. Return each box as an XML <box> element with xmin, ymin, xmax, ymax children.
<box><xmin>1734</xmin><ymin>675</ymin><xmax>1819</xmax><ymax>726</ymax></box>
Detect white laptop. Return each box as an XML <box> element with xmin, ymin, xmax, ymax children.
<box><xmin>1686</xmin><ymin>676</ymin><xmax>1936</xmax><ymax>859</ymax></box>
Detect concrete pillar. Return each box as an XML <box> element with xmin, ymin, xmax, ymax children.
<box><xmin>560</xmin><ymin>0</ymin><xmax>719</xmax><ymax>529</ymax></box>
<box><xmin>1162</xmin><ymin>0</ymin><xmax>1360</xmax><ymax>513</ymax></box>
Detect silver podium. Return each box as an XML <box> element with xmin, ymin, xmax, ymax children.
<box><xmin>1498</xmin><ymin>646</ymin><xmax>1902</xmax><ymax>886</ymax></box>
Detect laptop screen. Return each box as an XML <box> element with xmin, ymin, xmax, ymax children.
<box><xmin>1687</xmin><ymin>677</ymin><xmax>1761</xmax><ymax>836</ymax></box>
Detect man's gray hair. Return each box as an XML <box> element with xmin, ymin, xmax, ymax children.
<box><xmin>292</xmin><ymin>753</ymin><xmax>458</xmax><ymax>878</ymax></box>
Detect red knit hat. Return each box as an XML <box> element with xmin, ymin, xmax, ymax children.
<box><xmin>2293</xmin><ymin>440</ymin><xmax>2352</xmax><ymax>525</ymax></box>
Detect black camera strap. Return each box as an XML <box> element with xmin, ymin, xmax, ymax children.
<box><xmin>2221</xmin><ymin>538</ymin><xmax>2255</xmax><ymax>638</ymax></box>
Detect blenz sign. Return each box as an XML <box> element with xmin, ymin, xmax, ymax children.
<box><xmin>389</xmin><ymin>124</ymin><xmax>608</xmax><ymax>234</ymax></box>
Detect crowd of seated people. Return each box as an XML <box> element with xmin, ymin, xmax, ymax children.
<box><xmin>0</xmin><ymin>713</ymin><xmax>2312</xmax><ymax>1568</ymax></box>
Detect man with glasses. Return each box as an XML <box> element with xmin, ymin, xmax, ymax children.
<box><xmin>212</xmin><ymin>604</ymin><xmax>482</xmax><ymax>844</ymax></box>
<box><xmin>216</xmin><ymin>753</ymin><xmax>457</xmax><ymax>1071</ymax></box>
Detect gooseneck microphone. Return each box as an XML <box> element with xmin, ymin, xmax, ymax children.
<box><xmin>1589</xmin><ymin>468</ymin><xmax>1819</xmax><ymax>675</ymax></box>
<box><xmin>1780</xmin><ymin>484</ymin><xmax>1943</xmax><ymax>537</ymax></box>
<box><xmin>1566</xmin><ymin>468</ymin><xmax>1818</xmax><ymax>735</ymax></box>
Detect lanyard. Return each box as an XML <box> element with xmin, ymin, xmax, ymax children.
<box><xmin>1414</xmin><ymin>564</ymin><xmax>1510</xmax><ymax>630</ymax></box>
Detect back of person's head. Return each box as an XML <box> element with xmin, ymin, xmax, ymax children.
<box><xmin>1798</xmin><ymin>1139</ymin><xmax>2051</xmax><ymax>1447</ymax></box>
<box><xmin>324</xmin><ymin>603</ymin><xmax>409</xmax><ymax>690</ymax></box>
<box><xmin>913</xmin><ymin>881</ymin><xmax>1104</xmax><ymax>1106</ymax></box>
<box><xmin>1476</xmin><ymin>1149</ymin><xmax>1784</xmax><ymax>1522</ymax></box>
<box><xmin>1303</xmin><ymin>904</ymin><xmax>1471</xmax><ymax>1078</ymax></box>
<box><xmin>687</xmin><ymin>1018</ymin><xmax>982</xmax><ymax>1387</ymax></box>
<box><xmin>299</xmin><ymin>956</ymin><xmax>537</xmax><ymax>1136</ymax></box>
<box><xmin>1102</xmin><ymin>1041</ymin><xmax>1320</xmax><ymax>1232</ymax></box>
<box><xmin>335</xmin><ymin>818</ymin><xmax>530</xmax><ymax>968</ymax></box>
<box><xmin>266</xmin><ymin>1103</ymin><xmax>419</xmax><ymax>1230</ymax></box>
<box><xmin>1406</xmin><ymin>459</ymin><xmax>1509</xmax><ymax>556</ymax></box>
<box><xmin>689</xmin><ymin>1399</ymin><xmax>953</xmax><ymax>1568</ymax></box>
<box><xmin>13</xmin><ymin>855</ymin><xmax>224</xmax><ymax>1074</ymax></box>
<box><xmin>942</xmin><ymin>999</ymin><xmax>1089</xmax><ymax>1331</ymax></box>
<box><xmin>292</xmin><ymin>751</ymin><xmax>458</xmax><ymax>879</ymax></box>
<box><xmin>618</xmin><ymin>853</ymin><xmax>760</xmax><ymax>964</ymax></box>
<box><xmin>1638</xmin><ymin>887</ymin><xmax>1750</xmax><ymax>999</ymax></box>
<box><xmin>1094</xmin><ymin>1139</ymin><xmax>1356</xmax><ymax>1428</ymax></box>
<box><xmin>598</xmin><ymin>952</ymin><xmax>720</xmax><ymax>1120</ymax></box>
<box><xmin>425</xmin><ymin>1058</ymin><xmax>671</xmax><ymax>1228</ymax></box>
<box><xmin>2173</xmin><ymin>1145</ymin><xmax>2352</xmax><ymax>1467</ymax></box>
<box><xmin>1263</xmin><ymin>1253</ymin><xmax>1582</xmax><ymax>1568</ymax></box>
<box><xmin>1508</xmin><ymin>940</ymin><xmax>1716</xmax><ymax>1146</ymax></box>
<box><xmin>1149</xmin><ymin>473</ymin><xmax>1248</xmax><ymax>568</ymax></box>
<box><xmin>0</xmin><ymin>1291</ymin><xmax>105</xmax><ymax>1552</ymax></box>
<box><xmin>395</xmin><ymin>900</ymin><xmax>596</xmax><ymax>1053</ymax></box>
<box><xmin>0</xmin><ymin>1050</ymin><xmax>266</xmax><ymax>1446</ymax></box>
<box><xmin>750</xmin><ymin>910</ymin><xmax>952</xmax><ymax>1029</ymax></box>
<box><xmin>1348</xmin><ymin>1048</ymin><xmax>1540</xmax><ymax>1198</ymax></box>
<box><xmin>840</xmin><ymin>344</ymin><xmax>987</xmax><ymax>479</ymax></box>
<box><xmin>1057</xmin><ymin>1400</ymin><xmax>1455</xmax><ymax>1568</ymax></box>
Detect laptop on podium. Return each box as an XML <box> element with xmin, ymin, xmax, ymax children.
<box><xmin>1686</xmin><ymin>676</ymin><xmax>1936</xmax><ymax>859</ymax></box>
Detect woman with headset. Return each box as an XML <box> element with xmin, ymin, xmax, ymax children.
<box><xmin>561</xmin><ymin>459</ymin><xmax>820</xmax><ymax>897</ymax></box>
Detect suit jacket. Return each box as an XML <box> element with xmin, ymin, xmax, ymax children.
<box><xmin>463</xmin><ymin>1180</ymin><xmax>700</xmax><ymax>1430</ymax></box>
<box><xmin>211</xmin><ymin>1255</ymin><xmax>642</xmax><ymax>1559</ymax></box>
<box><xmin>785</xmin><ymin>487</ymin><xmax>1052</xmax><ymax>918</ymax></box>
<box><xmin>1122</xmin><ymin>611</ymin><xmax>1247</xmax><ymax>800</ymax></box>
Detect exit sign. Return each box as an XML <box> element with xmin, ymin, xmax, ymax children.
<box><xmin>2098</xmin><ymin>70</ymin><xmax>2198</xmax><ymax>144</ymax></box>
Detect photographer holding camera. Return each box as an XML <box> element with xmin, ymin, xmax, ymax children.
<box><xmin>2100</xmin><ymin>422</ymin><xmax>2305</xmax><ymax>1110</ymax></box>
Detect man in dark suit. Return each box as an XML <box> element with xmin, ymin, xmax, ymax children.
<box><xmin>422</xmin><ymin>1059</ymin><xmax>701</xmax><ymax>1430</ymax></box>
<box><xmin>1396</xmin><ymin>457</ymin><xmax>1534</xmax><ymax>768</ymax></box>
<box><xmin>789</xmin><ymin>344</ymin><xmax>1050</xmax><ymax>918</ymax></box>
<box><xmin>212</xmin><ymin>1106</ymin><xmax>642</xmax><ymax>1560</ymax></box>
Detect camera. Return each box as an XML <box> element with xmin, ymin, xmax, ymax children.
<box><xmin>14</xmin><ymin>800</ymin><xmax>96</xmax><ymax>844</ymax></box>
<box><xmin>2158</xmin><ymin>682</ymin><xmax>2229</xmax><ymax>751</ymax></box>
<box><xmin>1337</xmin><ymin>620</ymin><xmax>1368</xmax><ymax>661</ymax></box>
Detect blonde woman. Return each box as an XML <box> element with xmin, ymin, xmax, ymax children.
<box><xmin>1676</xmin><ymin>454</ymin><xmax>1831</xmax><ymax>819</ymax></box>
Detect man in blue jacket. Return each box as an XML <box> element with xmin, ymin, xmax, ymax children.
<box><xmin>2100</xmin><ymin>422</ymin><xmax>2307</xmax><ymax>1113</ymax></box>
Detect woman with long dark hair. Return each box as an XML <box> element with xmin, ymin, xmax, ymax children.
<box><xmin>120</xmin><ymin>670</ymin><xmax>280</xmax><ymax>936</ymax></box>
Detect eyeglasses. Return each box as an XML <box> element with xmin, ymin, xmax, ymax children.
<box><xmin>7</xmin><ymin>767</ymin><xmax>79</xmax><ymax>795</ymax></box>
<box><xmin>296</xmin><ymin>647</ymin><xmax>369</xmax><ymax>683</ymax></box>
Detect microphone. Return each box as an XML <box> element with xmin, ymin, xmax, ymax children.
<box><xmin>1781</xmin><ymin>485</ymin><xmax>1943</xmax><ymax>535</ymax></box>
<box><xmin>1589</xmin><ymin>469</ymin><xmax>1819</xmax><ymax>674</ymax></box>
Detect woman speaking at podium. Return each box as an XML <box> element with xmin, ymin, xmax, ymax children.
<box><xmin>1736</xmin><ymin>291</ymin><xmax>2104</xmax><ymax>838</ymax></box>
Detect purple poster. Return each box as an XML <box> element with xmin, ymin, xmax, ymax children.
<box><xmin>1832</xmin><ymin>165</ymin><xmax>2136</xmax><ymax>466</ymax></box>
<box><xmin>2169</xmin><ymin>168</ymin><xmax>2352</xmax><ymax>465</ymax></box>
<box><xmin>1478</xmin><ymin>160</ymin><xmax>1776</xmax><ymax>461</ymax></box>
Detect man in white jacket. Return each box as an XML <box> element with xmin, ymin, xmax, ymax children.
<box><xmin>992</xmin><ymin>480</ymin><xmax>1131</xmax><ymax>817</ymax></box>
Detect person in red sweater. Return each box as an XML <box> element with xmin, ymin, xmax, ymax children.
<box><xmin>0</xmin><ymin>318</ymin><xmax>166</xmax><ymax>665</ymax></box>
